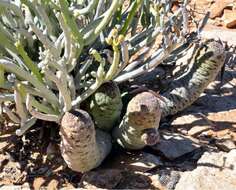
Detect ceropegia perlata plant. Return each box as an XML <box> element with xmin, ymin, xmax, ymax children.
<box><xmin>1</xmin><ymin>0</ymin><xmax>223</xmax><ymax>172</ymax></box>
<box><xmin>0</xmin><ymin>0</ymin><xmax>189</xmax><ymax>132</ymax></box>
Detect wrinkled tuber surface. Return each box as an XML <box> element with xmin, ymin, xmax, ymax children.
<box><xmin>60</xmin><ymin>110</ymin><xmax>111</xmax><ymax>172</ymax></box>
<box><xmin>112</xmin><ymin>92</ymin><xmax>161</xmax><ymax>149</ymax></box>
<box><xmin>87</xmin><ymin>81</ymin><xmax>123</xmax><ymax>131</ymax></box>
<box><xmin>160</xmin><ymin>40</ymin><xmax>226</xmax><ymax>118</ymax></box>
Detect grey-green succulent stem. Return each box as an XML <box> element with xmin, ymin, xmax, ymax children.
<box><xmin>3</xmin><ymin>106</ymin><xmax>20</xmax><ymax>124</ymax></box>
<box><xmin>121</xmin><ymin>41</ymin><xmax>129</xmax><ymax>64</ymax></box>
<box><xmin>74</xmin><ymin>0</ymin><xmax>99</xmax><ymax>16</ymax></box>
<box><xmin>5</xmin><ymin>49</ymin><xmax>27</xmax><ymax>70</ymax></box>
<box><xmin>23</xmin><ymin>6</ymin><xmax>58</xmax><ymax>56</ymax></box>
<box><xmin>0</xmin><ymin>1</ymin><xmax>24</xmax><ymax>24</ymax></box>
<box><xmin>26</xmin><ymin>94</ymin><xmax>60</xmax><ymax>122</ymax></box>
<box><xmin>72</xmin><ymin>60</ymin><xmax>105</xmax><ymax>106</ymax></box>
<box><xmin>105</xmin><ymin>46</ymin><xmax>120</xmax><ymax>80</ymax></box>
<box><xmin>55</xmin><ymin>33</ymin><xmax>64</xmax><ymax>50</ymax></box>
<box><xmin>44</xmin><ymin>52</ymin><xmax>67</xmax><ymax>74</ymax></box>
<box><xmin>56</xmin><ymin>13</ymin><xmax>71</xmax><ymax>60</ymax></box>
<box><xmin>18</xmin><ymin>83</ymin><xmax>43</xmax><ymax>99</ymax></box>
<box><xmin>0</xmin><ymin>21</ymin><xmax>14</xmax><ymax>42</ymax></box>
<box><xmin>15</xmin><ymin>28</ymin><xmax>33</xmax><ymax>40</ymax></box>
<box><xmin>32</xmin><ymin>99</ymin><xmax>57</xmax><ymax>115</ymax></box>
<box><xmin>15</xmin><ymin>117</ymin><xmax>37</xmax><ymax>136</ymax></box>
<box><xmin>129</xmin><ymin>27</ymin><xmax>160</xmax><ymax>54</ymax></box>
<box><xmin>66</xmin><ymin>40</ymin><xmax>78</xmax><ymax>72</ymax></box>
<box><xmin>120</xmin><ymin>0</ymin><xmax>144</xmax><ymax>35</ymax></box>
<box><xmin>21</xmin><ymin>0</ymin><xmax>40</xmax><ymax>21</ymax></box>
<box><xmin>44</xmin><ymin>69</ymin><xmax>72</xmax><ymax>112</ymax></box>
<box><xmin>0</xmin><ymin>59</ymin><xmax>59</xmax><ymax>109</ymax></box>
<box><xmin>114</xmin><ymin>39</ymin><xmax>183</xmax><ymax>83</ymax></box>
<box><xmin>59</xmin><ymin>0</ymin><xmax>84</xmax><ymax>57</ymax></box>
<box><xmin>115</xmin><ymin>41</ymin><xmax>129</xmax><ymax>76</ymax></box>
<box><xmin>28</xmin><ymin>22</ymin><xmax>58</xmax><ymax>56</ymax></box>
<box><xmin>0</xmin><ymin>32</ymin><xmax>17</xmax><ymax>54</ymax></box>
<box><xmin>83</xmin><ymin>0</ymin><xmax>123</xmax><ymax>45</ymax></box>
<box><xmin>129</xmin><ymin>27</ymin><xmax>154</xmax><ymax>45</ymax></box>
<box><xmin>34</xmin><ymin>1</ymin><xmax>54</xmax><ymax>37</ymax></box>
<box><xmin>80</xmin><ymin>17</ymin><xmax>103</xmax><ymax>43</ymax></box>
<box><xmin>14</xmin><ymin>88</ymin><xmax>27</xmax><ymax>122</ymax></box>
<box><xmin>72</xmin><ymin>78</ymin><xmax>103</xmax><ymax>107</ymax></box>
<box><xmin>17</xmin><ymin>83</ymin><xmax>58</xmax><ymax>115</ymax></box>
<box><xmin>0</xmin><ymin>65</ymin><xmax>5</xmax><ymax>86</ymax></box>
<box><xmin>15</xmin><ymin>41</ymin><xmax>43</xmax><ymax>83</ymax></box>
<box><xmin>67</xmin><ymin>75</ymin><xmax>76</xmax><ymax>100</ymax></box>
<box><xmin>94</xmin><ymin>0</ymin><xmax>104</xmax><ymax>19</ymax></box>
<box><xmin>75</xmin><ymin>59</ymin><xmax>93</xmax><ymax>89</ymax></box>
<box><xmin>159</xmin><ymin>40</ymin><xmax>226</xmax><ymax>118</ymax></box>
<box><xmin>3</xmin><ymin>11</ymin><xmax>17</xmax><ymax>29</ymax></box>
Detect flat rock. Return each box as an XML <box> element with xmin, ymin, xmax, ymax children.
<box><xmin>201</xmin><ymin>26</ymin><xmax>236</xmax><ymax>46</ymax></box>
<box><xmin>0</xmin><ymin>184</ymin><xmax>30</xmax><ymax>190</ymax></box>
<box><xmin>152</xmin><ymin>131</ymin><xmax>200</xmax><ymax>160</ymax></box>
<box><xmin>175</xmin><ymin>149</ymin><xmax>236</xmax><ymax>190</ymax></box>
<box><xmin>209</xmin><ymin>0</ymin><xmax>234</xmax><ymax>18</ymax></box>
<box><xmin>150</xmin><ymin>170</ymin><xmax>181</xmax><ymax>190</ymax></box>
<box><xmin>223</xmin><ymin>9</ymin><xmax>236</xmax><ymax>28</ymax></box>
<box><xmin>171</xmin><ymin>113</ymin><xmax>212</xmax><ymax>136</ymax></box>
<box><xmin>172</xmin><ymin>109</ymin><xmax>236</xmax><ymax>143</ymax></box>
<box><xmin>215</xmin><ymin>139</ymin><xmax>236</xmax><ymax>152</ymax></box>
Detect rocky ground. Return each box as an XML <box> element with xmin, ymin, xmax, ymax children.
<box><xmin>0</xmin><ymin>67</ymin><xmax>235</xmax><ymax>190</ymax></box>
<box><xmin>1</xmin><ymin>0</ymin><xmax>236</xmax><ymax>189</ymax></box>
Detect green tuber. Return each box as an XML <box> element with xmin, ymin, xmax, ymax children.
<box><xmin>112</xmin><ymin>91</ymin><xmax>161</xmax><ymax>149</ymax></box>
<box><xmin>86</xmin><ymin>81</ymin><xmax>123</xmax><ymax>131</ymax></box>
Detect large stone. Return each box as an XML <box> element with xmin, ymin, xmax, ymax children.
<box><xmin>152</xmin><ymin>131</ymin><xmax>200</xmax><ymax>160</ymax></box>
<box><xmin>175</xmin><ymin>149</ymin><xmax>236</xmax><ymax>190</ymax></box>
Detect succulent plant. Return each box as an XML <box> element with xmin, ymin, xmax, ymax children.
<box><xmin>112</xmin><ymin>92</ymin><xmax>161</xmax><ymax>149</ymax></box>
<box><xmin>0</xmin><ymin>0</ymin><xmax>223</xmax><ymax>173</ymax></box>
<box><xmin>159</xmin><ymin>39</ymin><xmax>226</xmax><ymax>118</ymax></box>
<box><xmin>60</xmin><ymin>110</ymin><xmax>111</xmax><ymax>172</ymax></box>
<box><xmin>0</xmin><ymin>0</ymin><xmax>188</xmax><ymax>133</ymax></box>
<box><xmin>86</xmin><ymin>81</ymin><xmax>123</xmax><ymax>131</ymax></box>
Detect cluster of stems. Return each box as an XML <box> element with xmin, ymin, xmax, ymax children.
<box><xmin>0</xmin><ymin>0</ymin><xmax>190</xmax><ymax>135</ymax></box>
